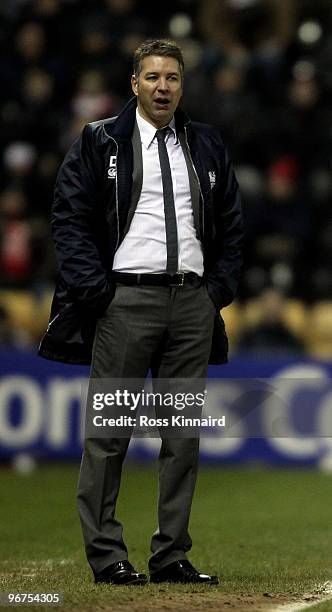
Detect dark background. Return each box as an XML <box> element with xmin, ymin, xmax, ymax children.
<box><xmin>0</xmin><ymin>0</ymin><xmax>331</xmax><ymax>358</ymax></box>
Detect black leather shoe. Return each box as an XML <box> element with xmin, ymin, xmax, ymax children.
<box><xmin>94</xmin><ymin>560</ymin><xmax>148</xmax><ymax>585</ymax></box>
<box><xmin>150</xmin><ymin>560</ymin><xmax>219</xmax><ymax>585</ymax></box>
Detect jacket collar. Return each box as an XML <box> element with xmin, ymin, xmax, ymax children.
<box><xmin>104</xmin><ymin>96</ymin><xmax>191</xmax><ymax>140</ymax></box>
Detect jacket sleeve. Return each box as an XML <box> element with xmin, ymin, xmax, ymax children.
<box><xmin>207</xmin><ymin>138</ymin><xmax>244</xmax><ymax>309</ymax></box>
<box><xmin>51</xmin><ymin>123</ymin><xmax>113</xmax><ymax>311</ymax></box>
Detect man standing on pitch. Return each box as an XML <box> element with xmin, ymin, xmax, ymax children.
<box><xmin>39</xmin><ymin>39</ymin><xmax>243</xmax><ymax>585</ymax></box>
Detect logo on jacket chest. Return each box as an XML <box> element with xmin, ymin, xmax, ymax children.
<box><xmin>108</xmin><ymin>155</ymin><xmax>117</xmax><ymax>179</ymax></box>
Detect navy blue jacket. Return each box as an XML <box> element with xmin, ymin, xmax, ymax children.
<box><xmin>38</xmin><ymin>97</ymin><xmax>243</xmax><ymax>364</ymax></box>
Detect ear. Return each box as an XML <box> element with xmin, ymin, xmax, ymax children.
<box><xmin>131</xmin><ymin>74</ymin><xmax>138</xmax><ymax>96</ymax></box>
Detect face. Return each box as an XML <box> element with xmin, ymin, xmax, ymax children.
<box><xmin>131</xmin><ymin>55</ymin><xmax>183</xmax><ymax>128</ymax></box>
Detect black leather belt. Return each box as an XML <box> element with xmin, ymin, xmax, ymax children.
<box><xmin>111</xmin><ymin>272</ymin><xmax>203</xmax><ymax>287</ymax></box>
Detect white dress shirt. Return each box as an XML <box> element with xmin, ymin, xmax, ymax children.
<box><xmin>112</xmin><ymin>108</ymin><xmax>204</xmax><ymax>275</ymax></box>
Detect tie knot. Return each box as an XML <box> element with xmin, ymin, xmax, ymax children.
<box><xmin>156</xmin><ymin>128</ymin><xmax>168</xmax><ymax>143</ymax></box>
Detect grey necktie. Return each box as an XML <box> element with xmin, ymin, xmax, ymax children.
<box><xmin>156</xmin><ymin>128</ymin><xmax>178</xmax><ymax>275</ymax></box>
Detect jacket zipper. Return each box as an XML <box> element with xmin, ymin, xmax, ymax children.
<box><xmin>46</xmin><ymin>302</ymin><xmax>72</xmax><ymax>332</ymax></box>
<box><xmin>184</xmin><ymin>126</ymin><xmax>205</xmax><ymax>238</ymax></box>
<box><xmin>109</xmin><ymin>136</ymin><xmax>120</xmax><ymax>251</ymax></box>
<box><xmin>46</xmin><ymin>312</ymin><xmax>60</xmax><ymax>332</ymax></box>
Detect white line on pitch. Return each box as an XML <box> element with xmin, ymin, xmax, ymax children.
<box><xmin>272</xmin><ymin>582</ymin><xmax>332</xmax><ymax>612</ymax></box>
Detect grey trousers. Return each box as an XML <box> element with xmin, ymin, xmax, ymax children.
<box><xmin>77</xmin><ymin>282</ymin><xmax>215</xmax><ymax>574</ymax></box>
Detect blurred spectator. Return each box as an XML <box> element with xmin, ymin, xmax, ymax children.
<box><xmin>184</xmin><ymin>57</ymin><xmax>264</xmax><ymax>162</ymax></box>
<box><xmin>241</xmin><ymin>155</ymin><xmax>313</xmax><ymax>298</ymax></box>
<box><xmin>261</xmin><ymin>156</ymin><xmax>311</xmax><ymax>246</ymax></box>
<box><xmin>264</xmin><ymin>61</ymin><xmax>331</xmax><ymax>168</ymax></box>
<box><xmin>198</xmin><ymin>0</ymin><xmax>297</xmax><ymax>68</ymax></box>
<box><xmin>0</xmin><ymin>188</ymin><xmax>51</xmax><ymax>288</ymax></box>
<box><xmin>15</xmin><ymin>22</ymin><xmax>46</xmax><ymax>63</ymax></box>
<box><xmin>71</xmin><ymin>69</ymin><xmax>118</xmax><ymax>123</ymax></box>
<box><xmin>3</xmin><ymin>142</ymin><xmax>36</xmax><ymax>180</ymax></box>
<box><xmin>0</xmin><ymin>189</ymin><xmax>34</xmax><ymax>287</ymax></box>
<box><xmin>237</xmin><ymin>287</ymin><xmax>305</xmax><ymax>355</ymax></box>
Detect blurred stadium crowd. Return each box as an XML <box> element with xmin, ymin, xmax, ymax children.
<box><xmin>0</xmin><ymin>0</ymin><xmax>331</xmax><ymax>356</ymax></box>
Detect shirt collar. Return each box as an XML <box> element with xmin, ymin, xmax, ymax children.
<box><xmin>136</xmin><ymin>108</ymin><xmax>177</xmax><ymax>149</ymax></box>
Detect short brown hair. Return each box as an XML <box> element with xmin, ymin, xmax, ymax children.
<box><xmin>133</xmin><ymin>39</ymin><xmax>184</xmax><ymax>80</ymax></box>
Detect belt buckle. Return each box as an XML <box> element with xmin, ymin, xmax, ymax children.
<box><xmin>169</xmin><ymin>272</ymin><xmax>185</xmax><ymax>287</ymax></box>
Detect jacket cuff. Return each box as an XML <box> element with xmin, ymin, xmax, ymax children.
<box><xmin>68</xmin><ymin>280</ymin><xmax>115</xmax><ymax>313</ymax></box>
<box><xmin>206</xmin><ymin>281</ymin><xmax>233</xmax><ymax>310</ymax></box>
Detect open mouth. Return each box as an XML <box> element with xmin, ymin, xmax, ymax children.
<box><xmin>154</xmin><ymin>98</ymin><xmax>170</xmax><ymax>107</ymax></box>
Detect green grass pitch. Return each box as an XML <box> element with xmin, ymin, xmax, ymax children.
<box><xmin>0</xmin><ymin>462</ymin><xmax>331</xmax><ymax>611</ymax></box>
